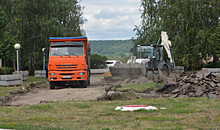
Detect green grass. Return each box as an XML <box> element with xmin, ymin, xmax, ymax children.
<box><xmin>0</xmin><ymin>86</ymin><xmax>21</xmax><ymax>97</ymax></box>
<box><xmin>23</xmin><ymin>76</ymin><xmax>47</xmax><ymax>84</ymax></box>
<box><xmin>0</xmin><ymin>98</ymin><xmax>219</xmax><ymax>129</ymax></box>
<box><xmin>78</xmin><ymin>105</ymin><xmax>90</xmax><ymax>109</ymax></box>
<box><xmin>112</xmin><ymin>76</ymin><xmax>123</xmax><ymax>80</ymax></box>
<box><xmin>29</xmin><ymin>104</ymin><xmax>53</xmax><ymax>110</ymax></box>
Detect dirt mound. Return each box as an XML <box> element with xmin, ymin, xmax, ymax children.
<box><xmin>97</xmin><ymin>84</ymin><xmax>162</xmax><ymax>101</ymax></box>
<box><xmin>156</xmin><ymin>69</ymin><xmax>220</xmax><ymax>98</ymax></box>
<box><xmin>0</xmin><ymin>81</ymin><xmax>46</xmax><ymax>107</ymax></box>
<box><xmin>102</xmin><ymin>70</ymin><xmax>112</xmax><ymax>76</ymax></box>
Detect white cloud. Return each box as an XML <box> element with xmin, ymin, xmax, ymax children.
<box><xmin>94</xmin><ymin>8</ymin><xmax>120</xmax><ymax>19</ymax></box>
<box><xmin>80</xmin><ymin>0</ymin><xmax>141</xmax><ymax>40</ymax></box>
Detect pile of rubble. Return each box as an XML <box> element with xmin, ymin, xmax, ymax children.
<box><xmin>156</xmin><ymin>69</ymin><xmax>220</xmax><ymax>98</ymax></box>
<box><xmin>98</xmin><ymin>84</ymin><xmax>162</xmax><ymax>101</ymax></box>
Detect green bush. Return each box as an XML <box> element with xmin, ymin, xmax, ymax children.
<box><xmin>0</xmin><ymin>67</ymin><xmax>13</xmax><ymax>75</ymax></box>
<box><xmin>90</xmin><ymin>54</ymin><xmax>107</xmax><ymax>69</ymax></box>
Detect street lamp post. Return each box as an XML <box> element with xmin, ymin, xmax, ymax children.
<box><xmin>42</xmin><ymin>48</ymin><xmax>45</xmax><ymax>71</ymax></box>
<box><xmin>14</xmin><ymin>43</ymin><xmax>21</xmax><ymax>74</ymax></box>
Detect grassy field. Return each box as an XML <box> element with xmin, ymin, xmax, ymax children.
<box><xmin>0</xmin><ymin>96</ymin><xmax>219</xmax><ymax>129</ymax></box>
<box><xmin>0</xmin><ymin>77</ymin><xmax>219</xmax><ymax>129</ymax></box>
<box><xmin>0</xmin><ymin>76</ymin><xmax>47</xmax><ymax>97</ymax></box>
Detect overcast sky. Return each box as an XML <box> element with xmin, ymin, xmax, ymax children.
<box><xmin>80</xmin><ymin>0</ymin><xmax>142</xmax><ymax>40</ymax></box>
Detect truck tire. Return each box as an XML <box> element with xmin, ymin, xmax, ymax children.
<box><xmin>50</xmin><ymin>81</ymin><xmax>55</xmax><ymax>89</ymax></box>
<box><xmin>88</xmin><ymin>71</ymin><xmax>90</xmax><ymax>85</ymax></box>
<box><xmin>82</xmin><ymin>71</ymin><xmax>89</xmax><ymax>88</ymax></box>
<box><xmin>161</xmin><ymin>65</ymin><xmax>169</xmax><ymax>77</ymax></box>
<box><xmin>82</xmin><ymin>81</ymin><xmax>88</xmax><ymax>88</ymax></box>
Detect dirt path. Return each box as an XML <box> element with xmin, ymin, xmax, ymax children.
<box><xmin>7</xmin><ymin>75</ymin><xmax>107</xmax><ymax>106</ymax></box>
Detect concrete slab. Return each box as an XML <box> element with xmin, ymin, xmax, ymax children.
<box><xmin>90</xmin><ymin>69</ymin><xmax>109</xmax><ymax>74</ymax></box>
<box><xmin>195</xmin><ymin>69</ymin><xmax>211</xmax><ymax>78</ymax></box>
<box><xmin>0</xmin><ymin>80</ymin><xmax>22</xmax><ymax>86</ymax></box>
<box><xmin>0</xmin><ymin>75</ymin><xmax>21</xmax><ymax>81</ymax></box>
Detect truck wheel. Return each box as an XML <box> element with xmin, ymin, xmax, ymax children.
<box><xmin>82</xmin><ymin>71</ymin><xmax>90</xmax><ymax>88</ymax></box>
<box><xmin>161</xmin><ymin>65</ymin><xmax>169</xmax><ymax>77</ymax></box>
<box><xmin>82</xmin><ymin>81</ymin><xmax>88</xmax><ymax>88</ymax></box>
<box><xmin>50</xmin><ymin>81</ymin><xmax>55</xmax><ymax>89</ymax></box>
<box><xmin>88</xmin><ymin>71</ymin><xmax>90</xmax><ymax>85</ymax></box>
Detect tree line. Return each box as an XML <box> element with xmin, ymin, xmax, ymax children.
<box><xmin>0</xmin><ymin>0</ymin><xmax>86</xmax><ymax>75</ymax></box>
<box><xmin>133</xmin><ymin>0</ymin><xmax>220</xmax><ymax>70</ymax></box>
<box><xmin>90</xmin><ymin>40</ymin><xmax>133</xmax><ymax>57</ymax></box>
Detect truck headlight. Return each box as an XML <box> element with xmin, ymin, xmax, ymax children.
<box><xmin>79</xmin><ymin>72</ymin><xmax>84</xmax><ymax>75</ymax></box>
<box><xmin>50</xmin><ymin>73</ymin><xmax>55</xmax><ymax>76</ymax></box>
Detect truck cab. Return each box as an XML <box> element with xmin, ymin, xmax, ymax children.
<box><xmin>48</xmin><ymin>36</ymin><xmax>91</xmax><ymax>89</ymax></box>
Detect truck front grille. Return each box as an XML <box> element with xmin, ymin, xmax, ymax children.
<box><xmin>59</xmin><ymin>73</ymin><xmax>74</xmax><ymax>75</ymax></box>
<box><xmin>56</xmin><ymin>65</ymin><xmax>78</xmax><ymax>69</ymax></box>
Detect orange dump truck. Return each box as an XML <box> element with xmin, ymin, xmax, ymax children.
<box><xmin>48</xmin><ymin>36</ymin><xmax>91</xmax><ymax>89</ymax></box>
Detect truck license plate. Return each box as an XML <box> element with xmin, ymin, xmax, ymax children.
<box><xmin>63</xmin><ymin>76</ymin><xmax>71</xmax><ymax>78</ymax></box>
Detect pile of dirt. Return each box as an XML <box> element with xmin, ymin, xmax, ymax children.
<box><xmin>156</xmin><ymin>69</ymin><xmax>220</xmax><ymax>98</ymax></box>
<box><xmin>0</xmin><ymin>81</ymin><xmax>46</xmax><ymax>107</ymax></box>
<box><xmin>102</xmin><ymin>70</ymin><xmax>112</xmax><ymax>76</ymax></box>
<box><xmin>97</xmin><ymin>84</ymin><xmax>162</xmax><ymax>101</ymax></box>
<box><xmin>104</xmin><ymin>75</ymin><xmax>151</xmax><ymax>85</ymax></box>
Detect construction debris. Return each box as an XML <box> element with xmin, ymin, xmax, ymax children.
<box><xmin>98</xmin><ymin>84</ymin><xmax>162</xmax><ymax>101</ymax></box>
<box><xmin>115</xmin><ymin>105</ymin><xmax>157</xmax><ymax>111</ymax></box>
<box><xmin>155</xmin><ymin>69</ymin><xmax>220</xmax><ymax>98</ymax></box>
<box><xmin>99</xmin><ymin>69</ymin><xmax>220</xmax><ymax>100</ymax></box>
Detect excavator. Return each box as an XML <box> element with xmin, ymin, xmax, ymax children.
<box><xmin>109</xmin><ymin>31</ymin><xmax>175</xmax><ymax>79</ymax></box>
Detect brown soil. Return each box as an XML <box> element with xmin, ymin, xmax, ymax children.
<box><xmin>6</xmin><ymin>74</ymin><xmax>107</xmax><ymax>106</ymax></box>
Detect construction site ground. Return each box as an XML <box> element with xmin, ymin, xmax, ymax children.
<box><xmin>4</xmin><ymin>73</ymin><xmax>155</xmax><ymax>106</ymax></box>
<box><xmin>5</xmin><ymin>75</ymin><xmax>106</xmax><ymax>106</ymax></box>
<box><xmin>3</xmin><ymin>69</ymin><xmax>220</xmax><ymax>106</ymax></box>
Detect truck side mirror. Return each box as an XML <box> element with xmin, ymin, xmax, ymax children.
<box><xmin>130</xmin><ymin>48</ymin><xmax>133</xmax><ymax>52</ymax></box>
<box><xmin>88</xmin><ymin>48</ymin><xmax>91</xmax><ymax>53</ymax></box>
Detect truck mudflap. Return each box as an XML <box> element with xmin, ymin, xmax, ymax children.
<box><xmin>109</xmin><ymin>63</ymin><xmax>145</xmax><ymax>78</ymax></box>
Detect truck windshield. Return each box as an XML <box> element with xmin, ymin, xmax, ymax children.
<box><xmin>50</xmin><ymin>46</ymin><xmax>83</xmax><ymax>56</ymax></box>
<box><xmin>137</xmin><ymin>46</ymin><xmax>154</xmax><ymax>59</ymax></box>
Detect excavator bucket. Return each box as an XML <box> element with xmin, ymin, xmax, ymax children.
<box><xmin>109</xmin><ymin>63</ymin><xmax>145</xmax><ymax>78</ymax></box>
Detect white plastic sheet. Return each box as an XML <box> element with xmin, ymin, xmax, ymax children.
<box><xmin>115</xmin><ymin>105</ymin><xmax>157</xmax><ymax>111</ymax></box>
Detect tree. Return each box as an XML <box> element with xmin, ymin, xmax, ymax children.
<box><xmin>132</xmin><ymin>0</ymin><xmax>163</xmax><ymax>55</ymax></box>
<box><xmin>90</xmin><ymin>54</ymin><xmax>107</xmax><ymax>69</ymax></box>
<box><xmin>133</xmin><ymin>0</ymin><xmax>220</xmax><ymax>70</ymax></box>
<box><xmin>2</xmin><ymin>0</ymin><xmax>86</xmax><ymax>74</ymax></box>
<box><xmin>0</xmin><ymin>1</ymin><xmax>19</xmax><ymax>74</ymax></box>
<box><xmin>0</xmin><ymin>3</ymin><xmax>6</xmax><ymax>30</ymax></box>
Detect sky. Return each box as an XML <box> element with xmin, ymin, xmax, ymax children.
<box><xmin>80</xmin><ymin>0</ymin><xmax>142</xmax><ymax>40</ymax></box>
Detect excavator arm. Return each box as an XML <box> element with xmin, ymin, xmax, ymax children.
<box><xmin>161</xmin><ymin>31</ymin><xmax>175</xmax><ymax>67</ymax></box>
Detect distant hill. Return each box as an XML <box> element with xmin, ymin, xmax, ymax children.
<box><xmin>89</xmin><ymin>39</ymin><xmax>133</xmax><ymax>57</ymax></box>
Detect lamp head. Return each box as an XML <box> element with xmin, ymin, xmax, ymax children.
<box><xmin>14</xmin><ymin>43</ymin><xmax>21</xmax><ymax>50</ymax></box>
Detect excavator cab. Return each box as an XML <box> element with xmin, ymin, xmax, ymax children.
<box><xmin>109</xmin><ymin>31</ymin><xmax>174</xmax><ymax>79</ymax></box>
<box><xmin>137</xmin><ymin>45</ymin><xmax>154</xmax><ymax>59</ymax></box>
<box><xmin>145</xmin><ymin>44</ymin><xmax>163</xmax><ymax>69</ymax></box>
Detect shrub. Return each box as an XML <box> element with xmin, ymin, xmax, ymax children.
<box><xmin>90</xmin><ymin>54</ymin><xmax>107</xmax><ymax>69</ymax></box>
<box><xmin>0</xmin><ymin>67</ymin><xmax>13</xmax><ymax>75</ymax></box>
